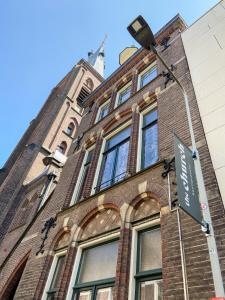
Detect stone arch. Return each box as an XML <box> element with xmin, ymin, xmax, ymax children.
<box><xmin>86</xmin><ymin>78</ymin><xmax>94</xmax><ymax>91</ymax></box>
<box><xmin>73</xmin><ymin>203</ymin><xmax>121</xmax><ymax>242</ymax></box>
<box><xmin>102</xmin><ymin>107</ymin><xmax>132</xmax><ymax>133</ymax></box>
<box><xmin>125</xmin><ymin>192</ymin><xmax>161</xmax><ymax>224</ymax></box>
<box><xmin>49</xmin><ymin>227</ymin><xmax>71</xmax><ymax>252</ymax></box>
<box><xmin>0</xmin><ymin>252</ymin><xmax>30</xmax><ymax>300</ymax></box>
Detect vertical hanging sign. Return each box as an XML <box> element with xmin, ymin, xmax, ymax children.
<box><xmin>174</xmin><ymin>134</ymin><xmax>202</xmax><ymax>225</ymax></box>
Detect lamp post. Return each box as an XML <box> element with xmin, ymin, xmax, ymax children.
<box><xmin>127</xmin><ymin>15</ymin><xmax>225</xmax><ymax>298</ymax></box>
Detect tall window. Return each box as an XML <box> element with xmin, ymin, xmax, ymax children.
<box><xmin>135</xmin><ymin>227</ymin><xmax>162</xmax><ymax>300</ymax></box>
<box><xmin>96</xmin><ymin>100</ymin><xmax>110</xmax><ymax>123</ymax></box>
<box><xmin>71</xmin><ymin>147</ymin><xmax>94</xmax><ymax>204</ymax></box>
<box><xmin>139</xmin><ymin>65</ymin><xmax>157</xmax><ymax>89</ymax></box>
<box><xmin>57</xmin><ymin>141</ymin><xmax>67</xmax><ymax>154</ymax></box>
<box><xmin>116</xmin><ymin>82</ymin><xmax>132</xmax><ymax>106</ymax></box>
<box><xmin>67</xmin><ymin>123</ymin><xmax>75</xmax><ymax>136</ymax></box>
<box><xmin>96</xmin><ymin>126</ymin><xmax>131</xmax><ymax>192</ymax></box>
<box><xmin>45</xmin><ymin>253</ymin><xmax>66</xmax><ymax>300</ymax></box>
<box><xmin>141</xmin><ymin>109</ymin><xmax>158</xmax><ymax>169</ymax></box>
<box><xmin>72</xmin><ymin>240</ymin><xmax>118</xmax><ymax>300</ymax></box>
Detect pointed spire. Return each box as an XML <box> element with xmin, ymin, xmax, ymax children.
<box><xmin>88</xmin><ymin>35</ymin><xmax>107</xmax><ymax>78</ymax></box>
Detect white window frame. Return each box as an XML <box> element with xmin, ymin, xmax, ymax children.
<box><xmin>95</xmin><ymin>99</ymin><xmax>110</xmax><ymax>123</ymax></box>
<box><xmin>91</xmin><ymin>120</ymin><xmax>132</xmax><ymax>195</ymax></box>
<box><xmin>128</xmin><ymin>219</ymin><xmax>160</xmax><ymax>300</ymax></box>
<box><xmin>136</xmin><ymin>102</ymin><xmax>158</xmax><ymax>172</ymax></box>
<box><xmin>42</xmin><ymin>249</ymin><xmax>67</xmax><ymax>300</ymax></box>
<box><xmin>137</xmin><ymin>62</ymin><xmax>157</xmax><ymax>90</ymax></box>
<box><xmin>70</xmin><ymin>145</ymin><xmax>95</xmax><ymax>205</ymax></box>
<box><xmin>66</xmin><ymin>232</ymin><xmax>120</xmax><ymax>300</ymax></box>
<box><xmin>114</xmin><ymin>81</ymin><xmax>132</xmax><ymax>108</ymax></box>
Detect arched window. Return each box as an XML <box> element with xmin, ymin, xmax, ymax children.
<box><xmin>86</xmin><ymin>78</ymin><xmax>94</xmax><ymax>91</ymax></box>
<box><xmin>66</xmin><ymin>122</ymin><xmax>75</xmax><ymax>136</ymax></box>
<box><xmin>57</xmin><ymin>141</ymin><xmax>67</xmax><ymax>154</ymax></box>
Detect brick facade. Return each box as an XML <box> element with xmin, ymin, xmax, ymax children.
<box><xmin>0</xmin><ymin>14</ymin><xmax>225</xmax><ymax>300</ymax></box>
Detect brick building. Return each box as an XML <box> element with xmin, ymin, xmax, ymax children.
<box><xmin>0</xmin><ymin>12</ymin><xmax>225</xmax><ymax>300</ymax></box>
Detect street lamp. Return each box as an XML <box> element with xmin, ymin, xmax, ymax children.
<box><xmin>127</xmin><ymin>15</ymin><xmax>225</xmax><ymax>298</ymax></box>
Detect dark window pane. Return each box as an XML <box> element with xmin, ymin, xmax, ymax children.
<box><xmin>49</xmin><ymin>255</ymin><xmax>65</xmax><ymax>290</ymax></box>
<box><xmin>118</xmin><ymin>85</ymin><xmax>132</xmax><ymax>105</ymax></box>
<box><xmin>114</xmin><ymin>141</ymin><xmax>129</xmax><ymax>182</ymax></box>
<box><xmin>76</xmin><ymin>149</ymin><xmax>93</xmax><ymax>201</ymax></box>
<box><xmin>140</xmin><ymin>66</ymin><xmax>157</xmax><ymax>88</ymax></box>
<box><xmin>143</xmin><ymin>110</ymin><xmax>157</xmax><ymax>127</ymax></box>
<box><xmin>98</xmin><ymin>103</ymin><xmax>109</xmax><ymax>121</ymax></box>
<box><xmin>142</xmin><ymin>123</ymin><xmax>158</xmax><ymax>168</ymax></box>
<box><xmin>100</xmin><ymin>150</ymin><xmax>116</xmax><ymax>189</ymax></box>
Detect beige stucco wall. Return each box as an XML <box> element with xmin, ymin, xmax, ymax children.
<box><xmin>182</xmin><ymin>0</ymin><xmax>225</xmax><ymax>205</ymax></box>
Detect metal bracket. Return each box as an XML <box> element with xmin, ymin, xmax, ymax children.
<box><xmin>36</xmin><ymin>216</ymin><xmax>57</xmax><ymax>255</ymax></box>
<box><xmin>201</xmin><ymin>221</ymin><xmax>210</xmax><ymax>235</ymax></box>
<box><xmin>160</xmin><ymin>64</ymin><xmax>176</xmax><ymax>88</ymax></box>
<box><xmin>161</xmin><ymin>157</ymin><xmax>175</xmax><ymax>178</ymax></box>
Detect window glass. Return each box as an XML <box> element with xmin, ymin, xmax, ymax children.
<box><xmin>134</xmin><ymin>227</ymin><xmax>162</xmax><ymax>300</ymax></box>
<box><xmin>118</xmin><ymin>85</ymin><xmax>132</xmax><ymax>105</ymax></box>
<box><xmin>143</xmin><ymin>124</ymin><xmax>158</xmax><ymax>168</ymax></box>
<box><xmin>78</xmin><ymin>240</ymin><xmax>118</xmax><ymax>283</ymax></box>
<box><xmin>75</xmin><ymin>149</ymin><xmax>94</xmax><ymax>202</ymax></box>
<box><xmin>139</xmin><ymin>228</ymin><xmax>162</xmax><ymax>272</ymax></box>
<box><xmin>143</xmin><ymin>110</ymin><xmax>157</xmax><ymax>127</ymax></box>
<box><xmin>97</xmin><ymin>102</ymin><xmax>110</xmax><ymax>122</ymax></box>
<box><xmin>46</xmin><ymin>254</ymin><xmax>65</xmax><ymax>299</ymax></box>
<box><xmin>106</xmin><ymin>127</ymin><xmax>131</xmax><ymax>150</ymax></box>
<box><xmin>140</xmin><ymin>280</ymin><xmax>163</xmax><ymax>300</ymax></box>
<box><xmin>100</xmin><ymin>150</ymin><xmax>117</xmax><ymax>190</ymax></box>
<box><xmin>140</xmin><ymin>66</ymin><xmax>157</xmax><ymax>89</ymax></box>
<box><xmin>77</xmin><ymin>290</ymin><xmax>92</xmax><ymax>300</ymax></box>
<box><xmin>97</xmin><ymin>127</ymin><xmax>130</xmax><ymax>191</ymax></box>
<box><xmin>67</xmin><ymin>123</ymin><xmax>75</xmax><ymax>136</ymax></box>
<box><xmin>114</xmin><ymin>141</ymin><xmax>129</xmax><ymax>182</ymax></box>
<box><xmin>142</xmin><ymin>110</ymin><xmax>158</xmax><ymax>169</ymax></box>
<box><xmin>96</xmin><ymin>287</ymin><xmax>113</xmax><ymax>300</ymax></box>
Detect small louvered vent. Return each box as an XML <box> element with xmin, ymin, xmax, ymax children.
<box><xmin>77</xmin><ymin>87</ymin><xmax>90</xmax><ymax>106</ymax></box>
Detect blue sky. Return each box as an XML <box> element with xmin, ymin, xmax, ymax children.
<box><xmin>0</xmin><ymin>0</ymin><xmax>219</xmax><ymax>167</ymax></box>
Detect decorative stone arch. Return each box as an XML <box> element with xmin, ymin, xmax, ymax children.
<box><xmin>85</xmin><ymin>78</ymin><xmax>94</xmax><ymax>91</ymax></box>
<box><xmin>73</xmin><ymin>203</ymin><xmax>121</xmax><ymax>242</ymax></box>
<box><xmin>0</xmin><ymin>251</ymin><xmax>30</xmax><ymax>300</ymax></box>
<box><xmin>102</xmin><ymin>107</ymin><xmax>132</xmax><ymax>134</ymax></box>
<box><xmin>48</xmin><ymin>227</ymin><xmax>72</xmax><ymax>252</ymax></box>
<box><xmin>124</xmin><ymin>188</ymin><xmax>166</xmax><ymax>224</ymax></box>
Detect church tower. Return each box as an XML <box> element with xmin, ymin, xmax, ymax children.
<box><xmin>88</xmin><ymin>37</ymin><xmax>106</xmax><ymax>78</ymax></box>
<box><xmin>0</xmin><ymin>49</ymin><xmax>104</xmax><ymax>242</ymax></box>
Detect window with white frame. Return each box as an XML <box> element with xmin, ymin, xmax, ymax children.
<box><xmin>42</xmin><ymin>251</ymin><xmax>66</xmax><ymax>300</ymax></box>
<box><xmin>95</xmin><ymin>126</ymin><xmax>131</xmax><ymax>192</ymax></box>
<box><xmin>71</xmin><ymin>146</ymin><xmax>94</xmax><ymax>205</ymax></box>
<box><xmin>115</xmin><ymin>82</ymin><xmax>132</xmax><ymax>107</ymax></box>
<box><xmin>139</xmin><ymin>64</ymin><xmax>157</xmax><ymax>89</ymax></box>
<box><xmin>129</xmin><ymin>226</ymin><xmax>162</xmax><ymax>300</ymax></box>
<box><xmin>141</xmin><ymin>109</ymin><xmax>158</xmax><ymax>169</ymax></box>
<box><xmin>95</xmin><ymin>100</ymin><xmax>110</xmax><ymax>123</ymax></box>
<box><xmin>68</xmin><ymin>238</ymin><xmax>119</xmax><ymax>300</ymax></box>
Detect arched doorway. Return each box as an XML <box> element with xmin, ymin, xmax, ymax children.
<box><xmin>0</xmin><ymin>255</ymin><xmax>28</xmax><ymax>300</ymax></box>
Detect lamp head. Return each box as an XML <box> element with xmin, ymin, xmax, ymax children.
<box><xmin>127</xmin><ymin>15</ymin><xmax>156</xmax><ymax>50</ymax></box>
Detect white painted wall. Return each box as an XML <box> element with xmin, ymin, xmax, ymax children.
<box><xmin>182</xmin><ymin>0</ymin><xmax>225</xmax><ymax>205</ymax></box>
